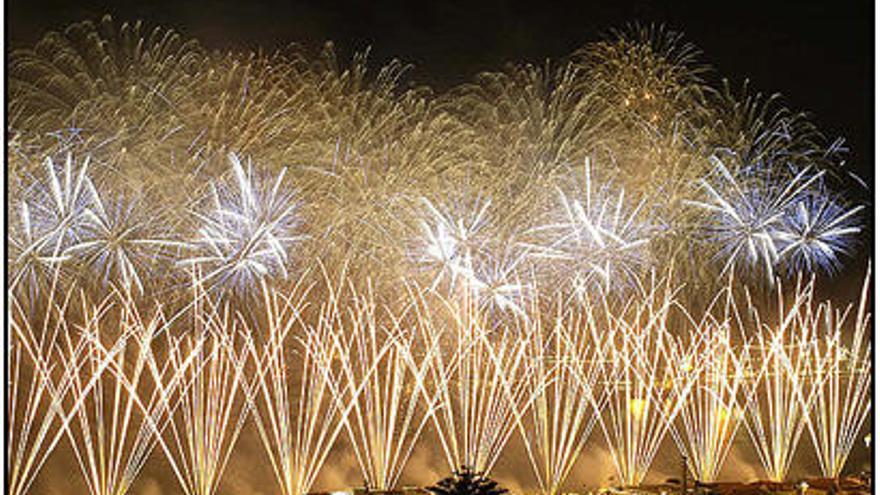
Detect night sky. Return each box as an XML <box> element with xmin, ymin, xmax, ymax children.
<box><xmin>7</xmin><ymin>0</ymin><xmax>875</xmax><ymax>292</ymax></box>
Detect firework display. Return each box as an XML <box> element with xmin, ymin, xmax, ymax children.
<box><xmin>6</xmin><ymin>15</ymin><xmax>872</xmax><ymax>495</ymax></box>
<box><xmin>516</xmin><ymin>294</ymin><xmax>614</xmax><ymax>495</ymax></box>
<box><xmin>804</xmin><ymin>271</ymin><xmax>873</xmax><ymax>479</ymax></box>
<box><xmin>667</xmin><ymin>289</ymin><xmax>755</xmax><ymax>484</ymax></box>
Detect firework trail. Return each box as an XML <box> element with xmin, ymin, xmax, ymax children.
<box><xmin>804</xmin><ymin>269</ymin><xmax>872</xmax><ymax>478</ymax></box>
<box><xmin>516</xmin><ymin>294</ymin><xmax>615</xmax><ymax>495</ymax></box>
<box><xmin>316</xmin><ymin>280</ymin><xmax>438</xmax><ymax>490</ymax></box>
<box><xmin>592</xmin><ymin>276</ymin><xmax>695</xmax><ymax>487</ymax></box>
<box><xmin>7</xmin><ymin>282</ymin><xmax>110</xmax><ymax>495</ymax></box>
<box><xmin>667</xmin><ymin>288</ymin><xmax>756</xmax><ymax>483</ymax></box>
<box><xmin>411</xmin><ymin>287</ymin><xmax>538</xmax><ymax>475</ymax></box>
<box><xmin>243</xmin><ymin>274</ymin><xmax>365</xmax><ymax>495</ymax></box>
<box><xmin>740</xmin><ymin>278</ymin><xmax>825</xmax><ymax>482</ymax></box>
<box><xmin>155</xmin><ymin>276</ymin><xmax>253</xmax><ymax>495</ymax></box>
<box><xmin>60</xmin><ymin>287</ymin><xmax>194</xmax><ymax>495</ymax></box>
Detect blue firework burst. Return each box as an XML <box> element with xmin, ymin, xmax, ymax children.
<box><xmin>689</xmin><ymin>155</ymin><xmax>824</xmax><ymax>283</ymax></box>
<box><xmin>775</xmin><ymin>188</ymin><xmax>863</xmax><ymax>276</ymax></box>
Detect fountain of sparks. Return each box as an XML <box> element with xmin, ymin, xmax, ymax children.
<box><xmin>156</xmin><ymin>276</ymin><xmax>253</xmax><ymax>495</ymax></box>
<box><xmin>243</xmin><ymin>277</ymin><xmax>363</xmax><ymax>495</ymax></box>
<box><xmin>591</xmin><ymin>277</ymin><xmax>694</xmax><ymax>487</ymax></box>
<box><xmin>411</xmin><ymin>287</ymin><xmax>537</xmax><ymax>475</ymax></box>
<box><xmin>516</xmin><ymin>294</ymin><xmax>615</xmax><ymax>495</ymax></box>
<box><xmin>740</xmin><ymin>279</ymin><xmax>825</xmax><ymax>482</ymax></box>
<box><xmin>60</xmin><ymin>289</ymin><xmax>194</xmax><ymax>495</ymax></box>
<box><xmin>804</xmin><ymin>270</ymin><xmax>872</xmax><ymax>478</ymax></box>
<box><xmin>8</xmin><ymin>282</ymin><xmax>97</xmax><ymax>495</ymax></box>
<box><xmin>316</xmin><ymin>280</ymin><xmax>440</xmax><ymax>491</ymax></box>
<box><xmin>667</xmin><ymin>289</ymin><xmax>756</xmax><ymax>483</ymax></box>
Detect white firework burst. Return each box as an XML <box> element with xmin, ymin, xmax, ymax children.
<box><xmin>465</xmin><ymin>246</ymin><xmax>531</xmax><ymax>320</ymax></box>
<box><xmin>64</xmin><ymin>185</ymin><xmax>186</xmax><ymax>293</ymax></box>
<box><xmin>529</xmin><ymin>157</ymin><xmax>654</xmax><ymax>295</ymax></box>
<box><xmin>9</xmin><ymin>154</ymin><xmax>94</xmax><ymax>292</ymax></box>
<box><xmin>414</xmin><ymin>195</ymin><xmax>493</xmax><ymax>292</ymax></box>
<box><xmin>9</xmin><ymin>202</ymin><xmax>71</xmax><ymax>294</ymax></box>
<box><xmin>180</xmin><ymin>153</ymin><xmax>304</xmax><ymax>292</ymax></box>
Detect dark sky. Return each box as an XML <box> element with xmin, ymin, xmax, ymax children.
<box><xmin>9</xmin><ymin>0</ymin><xmax>874</xmax><ymax>285</ymax></box>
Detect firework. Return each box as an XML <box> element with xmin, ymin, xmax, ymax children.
<box><xmin>775</xmin><ymin>187</ymin><xmax>864</xmax><ymax>276</ymax></box>
<box><xmin>68</xmin><ymin>184</ymin><xmax>184</xmax><ymax>293</ymax></box>
<box><xmin>740</xmin><ymin>279</ymin><xmax>824</xmax><ymax>482</ymax></box>
<box><xmin>688</xmin><ymin>155</ymin><xmax>824</xmax><ymax>283</ymax></box>
<box><xmin>60</xmin><ymin>288</ymin><xmax>192</xmax><ymax>495</ymax></box>
<box><xmin>180</xmin><ymin>51</ymin><xmax>308</xmax><ymax>164</ymax></box>
<box><xmin>412</xmin><ymin>287</ymin><xmax>537</xmax><ymax>474</ymax></box>
<box><xmin>592</xmin><ymin>277</ymin><xmax>693</xmax><ymax>486</ymax></box>
<box><xmin>180</xmin><ymin>153</ymin><xmax>304</xmax><ymax>293</ymax></box>
<box><xmin>9</xmin><ymin>154</ymin><xmax>94</xmax><ymax>294</ymax></box>
<box><xmin>667</xmin><ymin>289</ymin><xmax>755</xmax><ymax>483</ymax></box>
<box><xmin>528</xmin><ymin>157</ymin><xmax>654</xmax><ymax>295</ymax></box>
<box><xmin>414</xmin><ymin>196</ymin><xmax>493</xmax><ymax>292</ymax></box>
<box><xmin>465</xmin><ymin>247</ymin><xmax>532</xmax><ymax>321</ymax></box>
<box><xmin>705</xmin><ymin>81</ymin><xmax>836</xmax><ymax>170</ymax></box>
<box><xmin>7</xmin><ymin>14</ymin><xmax>208</xmax><ymax>194</ymax></box>
<box><xmin>804</xmin><ymin>270</ymin><xmax>872</xmax><ymax>478</ymax></box>
<box><xmin>243</xmin><ymin>276</ymin><xmax>361</xmax><ymax>495</ymax></box>
<box><xmin>443</xmin><ymin>59</ymin><xmax>605</xmax><ymax>179</ymax></box>
<box><xmin>317</xmin><ymin>280</ymin><xmax>438</xmax><ymax>490</ymax></box>
<box><xmin>8</xmin><ymin>15</ymin><xmax>206</xmax><ymax>138</ymax></box>
<box><xmin>576</xmin><ymin>23</ymin><xmax>708</xmax><ymax>128</ymax></box>
<box><xmin>516</xmin><ymin>295</ymin><xmax>614</xmax><ymax>495</ymax></box>
<box><xmin>155</xmin><ymin>276</ymin><xmax>253</xmax><ymax>495</ymax></box>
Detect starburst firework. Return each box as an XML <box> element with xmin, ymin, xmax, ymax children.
<box><xmin>181</xmin><ymin>153</ymin><xmax>304</xmax><ymax>293</ymax></box>
<box><xmin>776</xmin><ymin>188</ymin><xmax>864</xmax><ymax>276</ymax></box>
<box><xmin>529</xmin><ymin>158</ymin><xmax>654</xmax><ymax>295</ymax></box>
<box><xmin>4</xmin><ymin>15</ymin><xmax>873</xmax><ymax>493</ymax></box>
<box><xmin>689</xmin><ymin>155</ymin><xmax>825</xmax><ymax>283</ymax></box>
